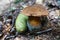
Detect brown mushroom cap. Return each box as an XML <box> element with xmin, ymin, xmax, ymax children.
<box><xmin>21</xmin><ymin>4</ymin><xmax>48</xmax><ymax>16</ymax></box>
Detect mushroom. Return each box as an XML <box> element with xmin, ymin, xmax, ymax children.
<box><xmin>21</xmin><ymin>4</ymin><xmax>49</xmax><ymax>32</ymax></box>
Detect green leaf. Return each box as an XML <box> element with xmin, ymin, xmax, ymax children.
<box><xmin>15</xmin><ymin>13</ymin><xmax>28</xmax><ymax>33</ymax></box>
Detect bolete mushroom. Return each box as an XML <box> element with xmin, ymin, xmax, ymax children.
<box><xmin>21</xmin><ymin>4</ymin><xmax>49</xmax><ymax>32</ymax></box>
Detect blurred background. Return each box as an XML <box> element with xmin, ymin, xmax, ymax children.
<box><xmin>0</xmin><ymin>0</ymin><xmax>60</xmax><ymax>40</ymax></box>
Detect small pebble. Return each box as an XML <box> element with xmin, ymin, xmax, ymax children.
<box><xmin>14</xmin><ymin>37</ymin><xmax>21</xmax><ymax>40</ymax></box>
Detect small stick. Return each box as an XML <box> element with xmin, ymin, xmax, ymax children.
<box><xmin>29</xmin><ymin>28</ymin><xmax>52</xmax><ymax>35</ymax></box>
